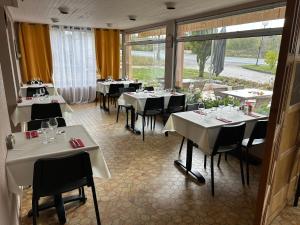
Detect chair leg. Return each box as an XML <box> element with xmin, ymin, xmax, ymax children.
<box><xmin>91</xmin><ymin>184</ymin><xmax>102</xmax><ymax>225</ymax></box>
<box><xmin>147</xmin><ymin>116</ymin><xmax>149</xmax><ymax>127</ymax></box>
<box><xmin>126</xmin><ymin>108</ymin><xmax>129</xmax><ymax>126</ymax></box>
<box><xmin>239</xmin><ymin>149</ymin><xmax>245</xmax><ymax>185</ymax></box>
<box><xmin>246</xmin><ymin>148</ymin><xmax>250</xmax><ymax>185</ymax></box>
<box><xmin>217</xmin><ymin>154</ymin><xmax>222</xmax><ymax>167</ymax></box>
<box><xmin>107</xmin><ymin>96</ymin><xmax>110</xmax><ymax>112</ymax></box>
<box><xmin>142</xmin><ymin>116</ymin><xmax>145</xmax><ymax>141</ymax></box>
<box><xmin>153</xmin><ymin>116</ymin><xmax>156</xmax><ymax>129</ymax></box>
<box><xmin>80</xmin><ymin>187</ymin><xmax>86</xmax><ymax>203</ymax></box>
<box><xmin>116</xmin><ymin>106</ymin><xmax>120</xmax><ymax>122</ymax></box>
<box><xmin>150</xmin><ymin>116</ymin><xmax>153</xmax><ymax>130</ymax></box>
<box><xmin>204</xmin><ymin>155</ymin><xmax>207</xmax><ymax>169</ymax></box>
<box><xmin>211</xmin><ymin>156</ymin><xmax>215</xmax><ymax>196</ymax></box>
<box><xmin>178</xmin><ymin>137</ymin><xmax>185</xmax><ymax>156</ymax></box>
<box><xmin>32</xmin><ymin>197</ymin><xmax>38</xmax><ymax>225</ymax></box>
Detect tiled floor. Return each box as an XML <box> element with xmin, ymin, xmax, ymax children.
<box><xmin>270</xmin><ymin>202</ymin><xmax>300</xmax><ymax>225</ymax></box>
<box><xmin>21</xmin><ymin>103</ymin><xmax>262</xmax><ymax>225</ymax></box>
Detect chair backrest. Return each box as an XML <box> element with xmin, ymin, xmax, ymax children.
<box><xmin>247</xmin><ymin>119</ymin><xmax>268</xmax><ymax>147</ymax></box>
<box><xmin>144</xmin><ymin>86</ymin><xmax>154</xmax><ymax>91</ymax></box>
<box><xmin>26</xmin><ymin>87</ymin><xmax>49</xmax><ymax>97</ymax></box>
<box><xmin>27</xmin><ymin>117</ymin><xmax>66</xmax><ymax>131</ymax></box>
<box><xmin>119</xmin><ymin>87</ymin><xmax>135</xmax><ymax>94</ymax></box>
<box><xmin>97</xmin><ymin>79</ymin><xmax>105</xmax><ymax>82</ymax></box>
<box><xmin>33</xmin><ymin>152</ymin><xmax>93</xmax><ymax>197</ymax></box>
<box><xmin>108</xmin><ymin>84</ymin><xmax>124</xmax><ymax>95</ymax></box>
<box><xmin>186</xmin><ymin>102</ymin><xmax>204</xmax><ymax>111</ymax></box>
<box><xmin>232</xmin><ymin>86</ymin><xmax>244</xmax><ymax>90</ymax></box>
<box><xmin>129</xmin><ymin>83</ymin><xmax>142</xmax><ymax>91</ymax></box>
<box><xmin>213</xmin><ymin>122</ymin><xmax>246</xmax><ymax>155</ymax></box>
<box><xmin>31</xmin><ymin>103</ymin><xmax>62</xmax><ymax>120</ymax></box>
<box><xmin>144</xmin><ymin>97</ymin><xmax>164</xmax><ymax>113</ymax></box>
<box><xmin>167</xmin><ymin>95</ymin><xmax>186</xmax><ymax>113</ymax></box>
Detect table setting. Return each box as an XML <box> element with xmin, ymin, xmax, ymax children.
<box><xmin>6</xmin><ymin>124</ymin><xmax>111</xmax><ymax>195</ymax></box>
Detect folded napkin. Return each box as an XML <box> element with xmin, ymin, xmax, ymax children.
<box><xmin>26</xmin><ymin>97</ymin><xmax>32</xmax><ymax>100</ymax></box>
<box><xmin>25</xmin><ymin>130</ymin><xmax>39</xmax><ymax>139</ymax></box>
<box><xmin>69</xmin><ymin>138</ymin><xmax>85</xmax><ymax>148</ymax></box>
<box><xmin>216</xmin><ymin>118</ymin><xmax>232</xmax><ymax>123</ymax></box>
<box><xmin>51</xmin><ymin>100</ymin><xmax>58</xmax><ymax>103</ymax></box>
<box><xmin>193</xmin><ymin>110</ymin><xmax>206</xmax><ymax>115</ymax></box>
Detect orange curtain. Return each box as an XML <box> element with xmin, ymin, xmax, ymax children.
<box><xmin>94</xmin><ymin>29</ymin><xmax>120</xmax><ymax>80</ymax></box>
<box><xmin>18</xmin><ymin>23</ymin><xmax>53</xmax><ymax>83</ymax></box>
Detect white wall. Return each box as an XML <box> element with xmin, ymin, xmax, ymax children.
<box><xmin>0</xmin><ymin>64</ymin><xmax>19</xmax><ymax>225</ymax></box>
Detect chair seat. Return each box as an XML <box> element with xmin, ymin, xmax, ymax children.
<box><xmin>242</xmin><ymin>138</ymin><xmax>265</xmax><ymax>148</ymax></box>
<box><xmin>215</xmin><ymin>145</ymin><xmax>239</xmax><ymax>154</ymax></box>
<box><xmin>137</xmin><ymin>110</ymin><xmax>162</xmax><ymax>116</ymax></box>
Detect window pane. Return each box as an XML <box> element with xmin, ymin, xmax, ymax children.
<box><xmin>177</xmin><ymin>7</ymin><xmax>285</xmax><ymax>37</ymax></box>
<box><xmin>127</xmin><ymin>27</ymin><xmax>166</xmax><ymax>42</ymax></box>
<box><xmin>175</xmin><ymin>35</ymin><xmax>281</xmax><ymax>115</ymax></box>
<box><xmin>126</xmin><ymin>43</ymin><xmax>165</xmax><ymax>87</ymax></box>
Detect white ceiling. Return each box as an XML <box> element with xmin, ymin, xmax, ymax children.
<box><xmin>8</xmin><ymin>0</ymin><xmax>257</xmax><ymax>30</ymax></box>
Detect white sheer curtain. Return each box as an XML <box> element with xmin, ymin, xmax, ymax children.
<box><xmin>50</xmin><ymin>26</ymin><xmax>96</xmax><ymax>103</ymax></box>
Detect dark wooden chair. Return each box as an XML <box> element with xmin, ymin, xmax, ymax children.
<box><xmin>116</xmin><ymin>87</ymin><xmax>135</xmax><ymax>123</ymax></box>
<box><xmin>27</xmin><ymin>117</ymin><xmax>66</xmax><ymax>131</ymax></box>
<box><xmin>204</xmin><ymin>122</ymin><xmax>246</xmax><ymax>196</ymax></box>
<box><xmin>137</xmin><ymin>97</ymin><xmax>164</xmax><ymax>141</ymax></box>
<box><xmin>129</xmin><ymin>83</ymin><xmax>142</xmax><ymax>91</ymax></box>
<box><xmin>242</xmin><ymin>119</ymin><xmax>268</xmax><ymax>185</ymax></box>
<box><xmin>32</xmin><ymin>152</ymin><xmax>101</xmax><ymax>225</ymax></box>
<box><xmin>31</xmin><ymin>103</ymin><xmax>62</xmax><ymax>120</ymax></box>
<box><xmin>107</xmin><ymin>84</ymin><xmax>124</xmax><ymax>111</ymax></box>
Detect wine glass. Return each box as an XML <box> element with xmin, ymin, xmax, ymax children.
<box><xmin>41</xmin><ymin>121</ymin><xmax>50</xmax><ymax>144</ymax></box>
<box><xmin>48</xmin><ymin>118</ymin><xmax>58</xmax><ymax>140</ymax></box>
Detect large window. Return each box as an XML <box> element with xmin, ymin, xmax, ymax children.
<box><xmin>125</xmin><ymin>27</ymin><xmax>166</xmax><ymax>87</ymax></box>
<box><xmin>175</xmin><ymin>6</ymin><xmax>285</xmax><ymax>115</ymax></box>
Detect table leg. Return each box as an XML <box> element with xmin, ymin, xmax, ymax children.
<box><xmin>174</xmin><ymin>139</ymin><xmax>205</xmax><ymax>183</ymax></box>
<box><xmin>101</xmin><ymin>95</ymin><xmax>109</xmax><ymax>111</ymax></box>
<box><xmin>125</xmin><ymin>106</ymin><xmax>141</xmax><ymax>135</ymax></box>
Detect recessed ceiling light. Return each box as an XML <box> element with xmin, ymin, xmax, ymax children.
<box><xmin>165</xmin><ymin>2</ymin><xmax>176</xmax><ymax>10</ymax></box>
<box><xmin>51</xmin><ymin>18</ymin><xmax>59</xmax><ymax>23</ymax></box>
<box><xmin>106</xmin><ymin>23</ymin><xmax>113</xmax><ymax>28</ymax></box>
<box><xmin>128</xmin><ymin>15</ymin><xmax>136</xmax><ymax>21</ymax></box>
<box><xmin>58</xmin><ymin>6</ymin><xmax>69</xmax><ymax>14</ymax></box>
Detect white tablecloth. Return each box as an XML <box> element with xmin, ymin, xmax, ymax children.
<box><xmin>11</xmin><ymin>95</ymin><xmax>73</xmax><ymax>126</ymax></box>
<box><xmin>20</xmin><ymin>83</ymin><xmax>56</xmax><ymax>97</ymax></box>
<box><xmin>6</xmin><ymin>125</ymin><xmax>111</xmax><ymax>195</ymax></box>
<box><xmin>96</xmin><ymin>81</ymin><xmax>134</xmax><ymax>95</ymax></box>
<box><xmin>118</xmin><ymin>91</ymin><xmax>184</xmax><ymax>111</ymax></box>
<box><xmin>221</xmin><ymin>88</ymin><xmax>273</xmax><ymax>100</ymax></box>
<box><xmin>163</xmin><ymin>110</ymin><xmax>267</xmax><ymax>155</ymax></box>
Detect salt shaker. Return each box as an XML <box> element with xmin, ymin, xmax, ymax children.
<box><xmin>6</xmin><ymin>134</ymin><xmax>15</xmax><ymax>150</ymax></box>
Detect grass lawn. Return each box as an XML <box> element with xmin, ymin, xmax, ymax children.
<box><xmin>242</xmin><ymin>64</ymin><xmax>276</xmax><ymax>74</ymax></box>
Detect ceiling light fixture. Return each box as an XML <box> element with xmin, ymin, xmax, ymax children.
<box><xmin>58</xmin><ymin>6</ymin><xmax>69</xmax><ymax>14</ymax></box>
<box><xmin>51</xmin><ymin>18</ymin><xmax>60</xmax><ymax>23</ymax></box>
<box><xmin>128</xmin><ymin>15</ymin><xmax>136</xmax><ymax>21</ymax></box>
<box><xmin>165</xmin><ymin>2</ymin><xmax>176</xmax><ymax>10</ymax></box>
<box><xmin>106</xmin><ymin>23</ymin><xmax>113</xmax><ymax>28</ymax></box>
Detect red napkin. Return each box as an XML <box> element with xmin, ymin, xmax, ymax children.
<box><xmin>51</xmin><ymin>100</ymin><xmax>58</xmax><ymax>103</ymax></box>
<box><xmin>26</xmin><ymin>97</ymin><xmax>32</xmax><ymax>100</ymax></box>
<box><xmin>25</xmin><ymin>130</ymin><xmax>39</xmax><ymax>139</ymax></box>
<box><xmin>69</xmin><ymin>138</ymin><xmax>85</xmax><ymax>148</ymax></box>
<box><xmin>193</xmin><ymin>110</ymin><xmax>206</xmax><ymax>115</ymax></box>
<box><xmin>216</xmin><ymin>118</ymin><xmax>232</xmax><ymax>123</ymax></box>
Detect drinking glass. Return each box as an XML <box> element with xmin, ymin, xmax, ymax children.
<box><xmin>41</xmin><ymin>121</ymin><xmax>50</xmax><ymax>144</ymax></box>
<box><xmin>48</xmin><ymin>118</ymin><xmax>58</xmax><ymax>140</ymax></box>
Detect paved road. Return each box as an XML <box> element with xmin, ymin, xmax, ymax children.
<box><xmin>132</xmin><ymin>50</ymin><xmax>274</xmax><ymax>84</ymax></box>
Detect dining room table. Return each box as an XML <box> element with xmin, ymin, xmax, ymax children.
<box><xmin>96</xmin><ymin>80</ymin><xmax>136</xmax><ymax>110</ymax></box>
<box><xmin>220</xmin><ymin>88</ymin><xmax>273</xmax><ymax>100</ymax></box>
<box><xmin>163</xmin><ymin>106</ymin><xmax>268</xmax><ymax>182</ymax></box>
<box><xmin>6</xmin><ymin>124</ymin><xmax>111</xmax><ymax>221</ymax></box>
<box><xmin>20</xmin><ymin>83</ymin><xmax>57</xmax><ymax>97</ymax></box>
<box><xmin>11</xmin><ymin>95</ymin><xmax>73</xmax><ymax>126</ymax></box>
<box><xmin>118</xmin><ymin>90</ymin><xmax>185</xmax><ymax>134</ymax></box>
